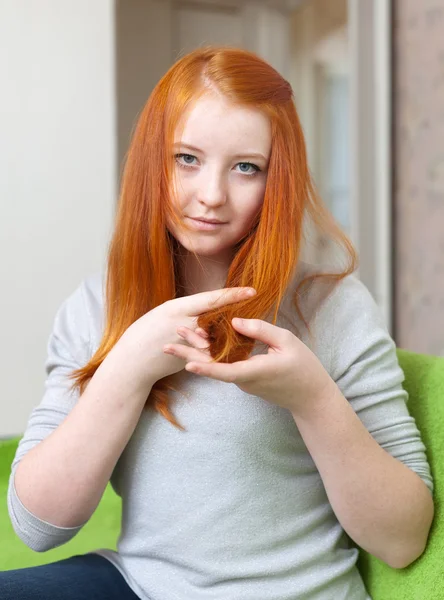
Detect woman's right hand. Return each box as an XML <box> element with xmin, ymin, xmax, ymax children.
<box><xmin>115</xmin><ymin>287</ymin><xmax>256</xmax><ymax>389</ymax></box>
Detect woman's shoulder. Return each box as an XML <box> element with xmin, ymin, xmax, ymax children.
<box><xmin>281</xmin><ymin>262</ymin><xmax>389</xmax><ymax>371</ymax></box>
<box><xmin>291</xmin><ymin>262</ymin><xmax>376</xmax><ymax>314</ymax></box>
<box><xmin>290</xmin><ymin>261</ymin><xmax>381</xmax><ymax>327</ymax></box>
<box><xmin>314</xmin><ymin>272</ymin><xmax>385</xmax><ymax>334</ymax></box>
<box><xmin>294</xmin><ymin>267</ymin><xmax>394</xmax><ymax>374</ymax></box>
<box><xmin>52</xmin><ymin>271</ymin><xmax>106</xmax><ymax>358</ymax></box>
<box><xmin>62</xmin><ymin>271</ymin><xmax>105</xmax><ymax>318</ymax></box>
<box><xmin>81</xmin><ymin>271</ymin><xmax>106</xmax><ymax>312</ymax></box>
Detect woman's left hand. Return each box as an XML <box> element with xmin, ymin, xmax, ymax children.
<box><xmin>163</xmin><ymin>318</ymin><xmax>337</xmax><ymax>415</ymax></box>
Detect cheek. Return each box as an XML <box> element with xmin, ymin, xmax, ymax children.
<box><xmin>166</xmin><ymin>173</ymin><xmax>191</xmax><ymax>237</ymax></box>
<box><xmin>171</xmin><ymin>171</ymin><xmax>190</xmax><ymax>208</ymax></box>
<box><xmin>237</xmin><ymin>180</ymin><xmax>266</xmax><ymax>222</ymax></box>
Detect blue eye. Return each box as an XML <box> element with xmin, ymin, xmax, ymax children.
<box><xmin>236</xmin><ymin>162</ymin><xmax>260</xmax><ymax>175</ymax></box>
<box><xmin>175</xmin><ymin>153</ymin><xmax>197</xmax><ymax>167</ymax></box>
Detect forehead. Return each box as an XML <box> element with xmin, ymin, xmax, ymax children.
<box><xmin>175</xmin><ymin>93</ymin><xmax>271</xmax><ymax>155</ymax></box>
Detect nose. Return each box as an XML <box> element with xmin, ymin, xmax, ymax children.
<box><xmin>196</xmin><ymin>168</ymin><xmax>227</xmax><ymax>207</ymax></box>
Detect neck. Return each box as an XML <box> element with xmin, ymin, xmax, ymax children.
<box><xmin>176</xmin><ymin>251</ymin><xmax>232</xmax><ymax>296</ymax></box>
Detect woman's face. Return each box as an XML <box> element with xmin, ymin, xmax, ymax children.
<box><xmin>168</xmin><ymin>93</ymin><xmax>271</xmax><ymax>265</ymax></box>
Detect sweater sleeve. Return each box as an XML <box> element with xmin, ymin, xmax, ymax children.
<box><xmin>316</xmin><ymin>275</ymin><xmax>433</xmax><ymax>494</ymax></box>
<box><xmin>7</xmin><ymin>280</ymin><xmax>93</xmax><ymax>552</ymax></box>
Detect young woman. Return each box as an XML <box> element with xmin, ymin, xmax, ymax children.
<box><xmin>3</xmin><ymin>47</ymin><xmax>433</xmax><ymax>600</ymax></box>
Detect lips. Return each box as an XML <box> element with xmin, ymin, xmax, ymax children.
<box><xmin>186</xmin><ymin>217</ymin><xmax>227</xmax><ymax>231</ymax></box>
<box><xmin>190</xmin><ymin>217</ymin><xmax>227</xmax><ymax>224</ymax></box>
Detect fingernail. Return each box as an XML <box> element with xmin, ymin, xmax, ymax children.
<box><xmin>233</xmin><ymin>318</ymin><xmax>244</xmax><ymax>327</ymax></box>
<box><xmin>245</xmin><ymin>288</ymin><xmax>256</xmax><ymax>297</ymax></box>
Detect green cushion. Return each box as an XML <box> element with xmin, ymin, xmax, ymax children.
<box><xmin>359</xmin><ymin>349</ymin><xmax>444</xmax><ymax>598</ymax></box>
<box><xmin>1</xmin><ymin>349</ymin><xmax>442</xmax><ymax>599</ymax></box>
<box><xmin>0</xmin><ymin>437</ymin><xmax>121</xmax><ymax>570</ymax></box>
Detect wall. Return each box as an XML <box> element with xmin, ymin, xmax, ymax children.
<box><xmin>0</xmin><ymin>0</ymin><xmax>116</xmax><ymax>436</ymax></box>
<box><xmin>116</xmin><ymin>0</ymin><xmax>173</xmax><ymax>174</ymax></box>
<box><xmin>289</xmin><ymin>0</ymin><xmax>347</xmax><ymax>170</ymax></box>
<box><xmin>393</xmin><ymin>0</ymin><xmax>444</xmax><ymax>354</ymax></box>
<box><xmin>288</xmin><ymin>0</ymin><xmax>348</xmax><ymax>268</ymax></box>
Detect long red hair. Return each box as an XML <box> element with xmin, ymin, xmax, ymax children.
<box><xmin>70</xmin><ymin>47</ymin><xmax>357</xmax><ymax>427</ymax></box>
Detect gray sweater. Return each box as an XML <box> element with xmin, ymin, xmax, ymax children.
<box><xmin>8</xmin><ymin>269</ymin><xmax>433</xmax><ymax>600</ymax></box>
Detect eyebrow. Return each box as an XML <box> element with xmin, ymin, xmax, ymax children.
<box><xmin>173</xmin><ymin>142</ymin><xmax>269</xmax><ymax>162</ymax></box>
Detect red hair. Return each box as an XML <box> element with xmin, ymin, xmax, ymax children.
<box><xmin>70</xmin><ymin>47</ymin><xmax>357</xmax><ymax>427</ymax></box>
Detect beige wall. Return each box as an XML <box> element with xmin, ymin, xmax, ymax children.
<box><xmin>393</xmin><ymin>0</ymin><xmax>444</xmax><ymax>355</ymax></box>
<box><xmin>0</xmin><ymin>0</ymin><xmax>116</xmax><ymax>437</ymax></box>
<box><xmin>116</xmin><ymin>0</ymin><xmax>173</xmax><ymax>175</ymax></box>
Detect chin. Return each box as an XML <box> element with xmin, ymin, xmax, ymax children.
<box><xmin>179</xmin><ymin>238</ymin><xmax>236</xmax><ymax>261</ymax></box>
<box><xmin>188</xmin><ymin>244</ymin><xmax>230</xmax><ymax>258</ymax></box>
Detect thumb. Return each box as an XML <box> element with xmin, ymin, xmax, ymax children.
<box><xmin>232</xmin><ymin>318</ymin><xmax>282</xmax><ymax>348</ymax></box>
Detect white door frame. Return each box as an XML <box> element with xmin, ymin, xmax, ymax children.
<box><xmin>283</xmin><ymin>0</ymin><xmax>394</xmax><ymax>328</ymax></box>
<box><xmin>348</xmin><ymin>0</ymin><xmax>393</xmax><ymax>330</ymax></box>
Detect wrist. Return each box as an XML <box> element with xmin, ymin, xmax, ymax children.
<box><xmin>102</xmin><ymin>335</ymin><xmax>156</xmax><ymax>395</ymax></box>
<box><xmin>291</xmin><ymin>379</ymin><xmax>342</xmax><ymax>424</ymax></box>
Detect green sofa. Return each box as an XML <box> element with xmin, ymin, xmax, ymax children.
<box><xmin>1</xmin><ymin>350</ymin><xmax>442</xmax><ymax>598</ymax></box>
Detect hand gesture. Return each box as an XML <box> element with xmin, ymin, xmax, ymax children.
<box><xmin>163</xmin><ymin>317</ymin><xmax>335</xmax><ymax>414</ymax></box>
<box><xmin>119</xmin><ymin>288</ymin><xmax>256</xmax><ymax>388</ymax></box>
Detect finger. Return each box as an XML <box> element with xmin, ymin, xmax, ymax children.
<box><xmin>185</xmin><ymin>357</ymin><xmax>254</xmax><ymax>384</ymax></box>
<box><xmin>195</xmin><ymin>327</ymin><xmax>209</xmax><ymax>338</ymax></box>
<box><xmin>177</xmin><ymin>326</ymin><xmax>211</xmax><ymax>351</ymax></box>
<box><xmin>179</xmin><ymin>287</ymin><xmax>256</xmax><ymax>317</ymax></box>
<box><xmin>231</xmin><ymin>318</ymin><xmax>289</xmax><ymax>349</ymax></box>
<box><xmin>164</xmin><ymin>343</ymin><xmax>213</xmax><ymax>365</ymax></box>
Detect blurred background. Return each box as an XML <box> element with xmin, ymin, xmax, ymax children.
<box><xmin>1</xmin><ymin>0</ymin><xmax>443</xmax><ymax>437</ymax></box>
